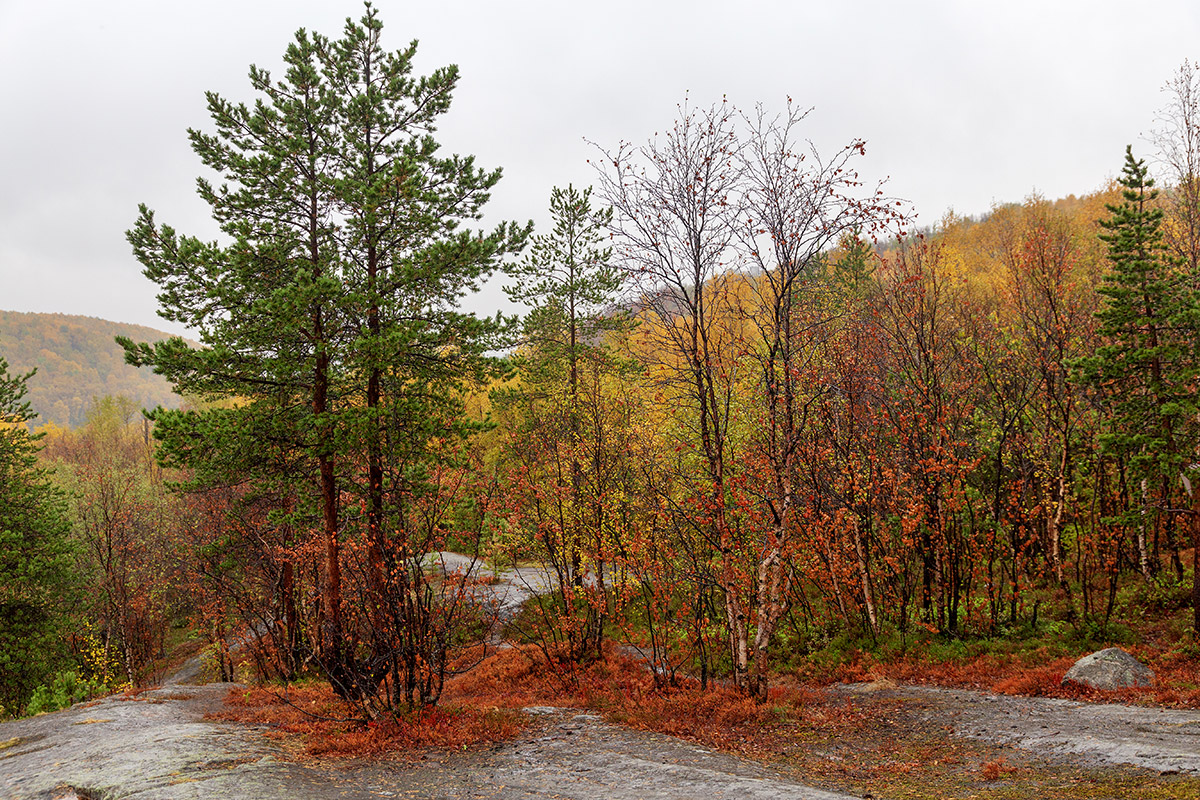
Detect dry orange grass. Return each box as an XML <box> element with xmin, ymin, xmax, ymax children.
<box><xmin>816</xmin><ymin>644</ymin><xmax>1200</xmax><ymax>709</ymax></box>
<box><xmin>209</xmin><ymin>636</ymin><xmax>1200</xmax><ymax>766</ymax></box>
<box><xmin>446</xmin><ymin>644</ymin><xmax>839</xmax><ymax>757</ymax></box>
<box><xmin>979</xmin><ymin>756</ymin><xmax>1015</xmax><ymax>781</ymax></box>
<box><xmin>210</xmin><ymin>645</ymin><xmax>821</xmax><ymax>761</ymax></box>
<box><xmin>211</xmin><ymin>683</ymin><xmax>524</xmax><ymax>758</ymax></box>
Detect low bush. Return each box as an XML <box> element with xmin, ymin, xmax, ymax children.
<box><xmin>24</xmin><ymin>671</ymin><xmax>106</xmax><ymax>716</ymax></box>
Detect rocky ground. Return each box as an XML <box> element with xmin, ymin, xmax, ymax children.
<box><xmin>6</xmin><ymin>664</ymin><xmax>1200</xmax><ymax>799</ymax></box>
<box><xmin>875</xmin><ymin>682</ymin><xmax>1200</xmax><ymax>776</ymax></box>
<box><xmin>0</xmin><ymin>687</ymin><xmax>858</xmax><ymax>800</ymax></box>
<box><xmin>4</xmin><ymin>556</ymin><xmax>1200</xmax><ymax>799</ymax></box>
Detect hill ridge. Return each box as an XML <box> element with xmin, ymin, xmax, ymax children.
<box><xmin>0</xmin><ymin>309</ymin><xmax>184</xmax><ymax>428</ymax></box>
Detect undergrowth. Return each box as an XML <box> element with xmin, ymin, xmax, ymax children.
<box><xmin>445</xmin><ymin>643</ymin><xmax>830</xmax><ymax>754</ymax></box>
<box><xmin>443</xmin><ymin>644</ymin><xmax>1200</xmax><ymax>800</ymax></box>
<box><xmin>772</xmin><ymin>600</ymin><xmax>1200</xmax><ymax>709</ymax></box>
<box><xmin>211</xmin><ymin>681</ymin><xmax>524</xmax><ymax>758</ymax></box>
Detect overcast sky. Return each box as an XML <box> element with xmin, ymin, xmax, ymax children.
<box><xmin>2</xmin><ymin>0</ymin><xmax>1199</xmax><ymax>336</ymax></box>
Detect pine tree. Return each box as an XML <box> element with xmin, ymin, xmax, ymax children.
<box><xmin>504</xmin><ymin>184</ymin><xmax>628</xmax><ymax>484</ymax></box>
<box><xmin>500</xmin><ymin>185</ymin><xmax>632</xmax><ymax>660</ymax></box>
<box><xmin>0</xmin><ymin>355</ymin><xmax>76</xmax><ymax>716</ymax></box>
<box><xmin>121</xmin><ymin>7</ymin><xmax>527</xmax><ymax>706</ymax></box>
<box><xmin>831</xmin><ymin>229</ymin><xmax>877</xmax><ymax>295</ymax></box>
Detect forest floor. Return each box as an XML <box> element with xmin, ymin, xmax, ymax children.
<box><xmin>3</xmin><ymin>557</ymin><xmax>1200</xmax><ymax>799</ymax></box>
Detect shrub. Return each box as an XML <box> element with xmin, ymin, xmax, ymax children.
<box><xmin>24</xmin><ymin>671</ymin><xmax>104</xmax><ymax>715</ymax></box>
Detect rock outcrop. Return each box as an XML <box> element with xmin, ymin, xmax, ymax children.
<box><xmin>1061</xmin><ymin>647</ymin><xmax>1154</xmax><ymax>690</ymax></box>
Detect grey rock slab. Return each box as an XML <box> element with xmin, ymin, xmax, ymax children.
<box><xmin>1061</xmin><ymin>647</ymin><xmax>1155</xmax><ymax>690</ymax></box>
<box><xmin>162</xmin><ymin>653</ymin><xmax>206</xmax><ymax>687</ymax></box>
<box><xmin>888</xmin><ymin>684</ymin><xmax>1200</xmax><ymax>775</ymax></box>
<box><xmin>432</xmin><ymin>708</ymin><xmax>863</xmax><ymax>800</ymax></box>
<box><xmin>431</xmin><ymin>551</ymin><xmax>558</xmax><ymax>616</ymax></box>
<box><xmin>0</xmin><ymin>684</ymin><xmax>296</xmax><ymax>800</ymax></box>
<box><xmin>0</xmin><ymin>692</ymin><xmax>861</xmax><ymax>800</ymax></box>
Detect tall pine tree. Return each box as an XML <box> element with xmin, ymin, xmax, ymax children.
<box><xmin>122</xmin><ymin>7</ymin><xmax>527</xmax><ymax>706</ymax></box>
<box><xmin>500</xmin><ymin>185</ymin><xmax>631</xmax><ymax>661</ymax></box>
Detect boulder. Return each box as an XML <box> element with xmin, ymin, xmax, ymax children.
<box><xmin>1061</xmin><ymin>647</ymin><xmax>1154</xmax><ymax>690</ymax></box>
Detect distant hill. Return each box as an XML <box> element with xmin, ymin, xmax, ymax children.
<box><xmin>0</xmin><ymin>310</ymin><xmax>185</xmax><ymax>428</ymax></box>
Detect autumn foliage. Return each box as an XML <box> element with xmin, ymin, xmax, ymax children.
<box><xmin>14</xmin><ymin>53</ymin><xmax>1200</xmax><ymax>739</ymax></box>
<box><xmin>213</xmin><ymin>682</ymin><xmax>524</xmax><ymax>757</ymax></box>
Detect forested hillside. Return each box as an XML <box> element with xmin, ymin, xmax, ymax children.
<box><xmin>0</xmin><ymin>311</ymin><xmax>183</xmax><ymax>427</ymax></box>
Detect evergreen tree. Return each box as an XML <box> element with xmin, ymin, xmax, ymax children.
<box><xmin>830</xmin><ymin>228</ymin><xmax>877</xmax><ymax>295</ymax></box>
<box><xmin>0</xmin><ymin>355</ymin><xmax>76</xmax><ymax>716</ymax></box>
<box><xmin>506</xmin><ymin>185</ymin><xmax>623</xmax><ymax>380</ymax></box>
<box><xmin>499</xmin><ymin>185</ymin><xmax>632</xmax><ymax>660</ymax></box>
<box><xmin>1076</xmin><ymin>146</ymin><xmax>1200</xmax><ymax>626</ymax></box>
<box><xmin>504</xmin><ymin>184</ymin><xmax>629</xmax><ymax>478</ymax></box>
<box><xmin>121</xmin><ymin>7</ymin><xmax>527</xmax><ymax>706</ymax></box>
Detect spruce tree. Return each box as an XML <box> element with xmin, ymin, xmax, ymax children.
<box><xmin>1077</xmin><ymin>145</ymin><xmax>1200</xmax><ymax>628</ymax></box>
